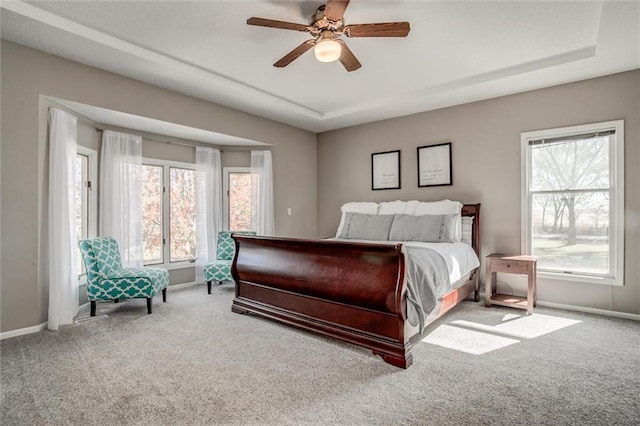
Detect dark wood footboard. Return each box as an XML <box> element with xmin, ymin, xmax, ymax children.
<box><xmin>231</xmin><ymin>237</ymin><xmax>413</xmax><ymax>368</ymax></box>
<box><xmin>231</xmin><ymin>204</ymin><xmax>481</xmax><ymax>369</ymax></box>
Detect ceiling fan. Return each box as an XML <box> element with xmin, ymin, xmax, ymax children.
<box><xmin>247</xmin><ymin>0</ymin><xmax>410</xmax><ymax>72</ymax></box>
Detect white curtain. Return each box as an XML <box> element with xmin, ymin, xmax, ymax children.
<box><xmin>251</xmin><ymin>150</ymin><xmax>275</xmax><ymax>236</ymax></box>
<box><xmin>99</xmin><ymin>130</ymin><xmax>143</xmax><ymax>267</ymax></box>
<box><xmin>195</xmin><ymin>146</ymin><xmax>222</xmax><ymax>282</ymax></box>
<box><xmin>48</xmin><ymin>108</ymin><xmax>79</xmax><ymax>330</ymax></box>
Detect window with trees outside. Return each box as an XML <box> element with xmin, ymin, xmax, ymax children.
<box><xmin>141</xmin><ymin>159</ymin><xmax>196</xmax><ymax>267</ymax></box>
<box><xmin>223</xmin><ymin>167</ymin><xmax>255</xmax><ymax>232</ymax></box>
<box><xmin>75</xmin><ymin>146</ymin><xmax>97</xmax><ymax>282</ymax></box>
<box><xmin>521</xmin><ymin>120</ymin><xmax>624</xmax><ymax>286</ymax></box>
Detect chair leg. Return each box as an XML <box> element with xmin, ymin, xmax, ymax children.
<box><xmin>147</xmin><ymin>297</ymin><xmax>152</xmax><ymax>314</ymax></box>
<box><xmin>162</xmin><ymin>288</ymin><xmax>167</xmax><ymax>303</ymax></box>
<box><xmin>207</xmin><ymin>281</ymin><xmax>212</xmax><ymax>294</ymax></box>
<box><xmin>90</xmin><ymin>301</ymin><xmax>96</xmax><ymax>317</ymax></box>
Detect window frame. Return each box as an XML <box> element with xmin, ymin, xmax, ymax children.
<box><xmin>520</xmin><ymin>120</ymin><xmax>624</xmax><ymax>286</ymax></box>
<box><xmin>76</xmin><ymin>145</ymin><xmax>98</xmax><ymax>284</ymax></box>
<box><xmin>223</xmin><ymin>167</ymin><xmax>252</xmax><ymax>231</ymax></box>
<box><xmin>142</xmin><ymin>158</ymin><xmax>196</xmax><ymax>269</ymax></box>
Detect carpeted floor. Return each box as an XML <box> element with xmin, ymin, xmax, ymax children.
<box><xmin>1</xmin><ymin>284</ymin><xmax>639</xmax><ymax>425</ymax></box>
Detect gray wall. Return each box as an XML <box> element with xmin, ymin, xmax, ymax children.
<box><xmin>1</xmin><ymin>40</ymin><xmax>317</xmax><ymax>333</ymax></box>
<box><xmin>318</xmin><ymin>70</ymin><xmax>640</xmax><ymax>315</ymax></box>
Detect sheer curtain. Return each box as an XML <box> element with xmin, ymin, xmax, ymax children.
<box><xmin>48</xmin><ymin>108</ymin><xmax>79</xmax><ymax>330</ymax></box>
<box><xmin>251</xmin><ymin>150</ymin><xmax>275</xmax><ymax>236</ymax></box>
<box><xmin>195</xmin><ymin>146</ymin><xmax>222</xmax><ymax>282</ymax></box>
<box><xmin>100</xmin><ymin>130</ymin><xmax>143</xmax><ymax>267</ymax></box>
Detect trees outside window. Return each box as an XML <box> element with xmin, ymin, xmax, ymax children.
<box><xmin>223</xmin><ymin>168</ymin><xmax>256</xmax><ymax>232</ymax></box>
<box><xmin>522</xmin><ymin>120</ymin><xmax>624</xmax><ymax>285</ymax></box>
<box><xmin>141</xmin><ymin>159</ymin><xmax>196</xmax><ymax>267</ymax></box>
<box><xmin>141</xmin><ymin>165</ymin><xmax>163</xmax><ymax>264</ymax></box>
<box><xmin>169</xmin><ymin>167</ymin><xmax>196</xmax><ymax>262</ymax></box>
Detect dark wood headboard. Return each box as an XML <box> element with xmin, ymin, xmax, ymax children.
<box><xmin>462</xmin><ymin>203</ymin><xmax>481</xmax><ymax>258</ymax></box>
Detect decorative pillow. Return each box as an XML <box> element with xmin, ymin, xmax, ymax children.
<box><xmin>389</xmin><ymin>214</ymin><xmax>458</xmax><ymax>243</ymax></box>
<box><xmin>414</xmin><ymin>200</ymin><xmax>463</xmax><ymax>242</ymax></box>
<box><xmin>340</xmin><ymin>213</ymin><xmax>394</xmax><ymax>240</ymax></box>
<box><xmin>461</xmin><ymin>216</ymin><xmax>474</xmax><ymax>246</ymax></box>
<box><xmin>335</xmin><ymin>202</ymin><xmax>379</xmax><ymax>237</ymax></box>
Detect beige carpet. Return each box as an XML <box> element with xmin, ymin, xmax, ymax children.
<box><xmin>1</xmin><ymin>283</ymin><xmax>639</xmax><ymax>425</ymax></box>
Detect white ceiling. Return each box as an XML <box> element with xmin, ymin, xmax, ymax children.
<box><xmin>2</xmin><ymin>0</ymin><xmax>639</xmax><ymax>134</ymax></box>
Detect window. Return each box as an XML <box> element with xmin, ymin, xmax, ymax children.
<box><xmin>521</xmin><ymin>120</ymin><xmax>624</xmax><ymax>286</ymax></box>
<box><xmin>141</xmin><ymin>164</ymin><xmax>163</xmax><ymax>264</ymax></box>
<box><xmin>223</xmin><ymin>167</ymin><xmax>255</xmax><ymax>231</ymax></box>
<box><xmin>169</xmin><ymin>167</ymin><xmax>196</xmax><ymax>262</ymax></box>
<box><xmin>75</xmin><ymin>146</ymin><xmax>97</xmax><ymax>280</ymax></box>
<box><xmin>141</xmin><ymin>159</ymin><xmax>196</xmax><ymax>267</ymax></box>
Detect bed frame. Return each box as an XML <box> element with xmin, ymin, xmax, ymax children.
<box><xmin>230</xmin><ymin>204</ymin><xmax>481</xmax><ymax>368</ymax></box>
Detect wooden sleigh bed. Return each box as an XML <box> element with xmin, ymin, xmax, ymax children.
<box><xmin>230</xmin><ymin>204</ymin><xmax>481</xmax><ymax>368</ymax></box>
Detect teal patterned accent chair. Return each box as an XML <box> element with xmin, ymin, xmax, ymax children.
<box><xmin>204</xmin><ymin>231</ymin><xmax>256</xmax><ymax>294</ymax></box>
<box><xmin>78</xmin><ymin>237</ymin><xmax>169</xmax><ymax>316</ymax></box>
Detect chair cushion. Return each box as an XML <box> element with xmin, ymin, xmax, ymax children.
<box><xmin>204</xmin><ymin>260</ymin><xmax>233</xmax><ymax>282</ymax></box>
<box><xmin>95</xmin><ymin>267</ymin><xmax>169</xmax><ymax>300</ymax></box>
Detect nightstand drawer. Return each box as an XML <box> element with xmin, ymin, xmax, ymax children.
<box><xmin>490</xmin><ymin>259</ymin><xmax>530</xmax><ymax>274</ymax></box>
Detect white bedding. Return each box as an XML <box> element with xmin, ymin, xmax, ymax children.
<box><xmin>400</xmin><ymin>241</ymin><xmax>480</xmax><ymax>285</ymax></box>
<box><xmin>332</xmin><ymin>238</ymin><xmax>479</xmax><ymax>331</ymax></box>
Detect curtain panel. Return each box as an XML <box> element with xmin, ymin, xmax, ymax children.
<box><xmin>195</xmin><ymin>147</ymin><xmax>222</xmax><ymax>282</ymax></box>
<box><xmin>47</xmin><ymin>108</ymin><xmax>79</xmax><ymax>330</ymax></box>
<box><xmin>99</xmin><ymin>130</ymin><xmax>143</xmax><ymax>267</ymax></box>
<box><xmin>251</xmin><ymin>150</ymin><xmax>275</xmax><ymax>236</ymax></box>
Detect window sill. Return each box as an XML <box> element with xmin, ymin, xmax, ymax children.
<box><xmin>143</xmin><ymin>263</ymin><xmax>196</xmax><ymax>271</ymax></box>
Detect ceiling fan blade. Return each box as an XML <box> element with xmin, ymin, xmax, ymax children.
<box><xmin>247</xmin><ymin>17</ymin><xmax>310</xmax><ymax>32</ymax></box>
<box><xmin>344</xmin><ymin>22</ymin><xmax>411</xmax><ymax>37</ymax></box>
<box><xmin>274</xmin><ymin>40</ymin><xmax>315</xmax><ymax>68</ymax></box>
<box><xmin>336</xmin><ymin>40</ymin><xmax>361</xmax><ymax>72</ymax></box>
<box><xmin>324</xmin><ymin>0</ymin><xmax>350</xmax><ymax>22</ymax></box>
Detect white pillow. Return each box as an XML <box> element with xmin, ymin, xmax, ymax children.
<box><xmin>378</xmin><ymin>200</ymin><xmax>419</xmax><ymax>215</ymax></box>
<box><xmin>335</xmin><ymin>202</ymin><xmax>379</xmax><ymax>237</ymax></box>
<box><xmin>414</xmin><ymin>200</ymin><xmax>463</xmax><ymax>242</ymax></box>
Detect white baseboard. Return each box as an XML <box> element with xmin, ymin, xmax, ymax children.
<box><xmin>478</xmin><ymin>291</ymin><xmax>640</xmax><ymax>321</ymax></box>
<box><xmin>1</xmin><ymin>284</ymin><xmax>202</xmax><ymax>340</ymax></box>
<box><xmin>536</xmin><ymin>301</ymin><xmax>640</xmax><ymax>321</ymax></box>
<box><xmin>0</xmin><ymin>321</ymin><xmax>48</xmax><ymax>340</ymax></box>
<box><xmin>167</xmin><ymin>281</ymin><xmax>200</xmax><ymax>291</ymax></box>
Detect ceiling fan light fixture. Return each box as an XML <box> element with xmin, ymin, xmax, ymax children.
<box><xmin>314</xmin><ymin>39</ymin><xmax>341</xmax><ymax>63</ymax></box>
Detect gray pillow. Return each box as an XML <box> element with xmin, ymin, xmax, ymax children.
<box><xmin>340</xmin><ymin>213</ymin><xmax>394</xmax><ymax>240</ymax></box>
<box><xmin>389</xmin><ymin>214</ymin><xmax>458</xmax><ymax>243</ymax></box>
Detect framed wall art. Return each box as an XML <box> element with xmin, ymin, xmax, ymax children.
<box><xmin>417</xmin><ymin>142</ymin><xmax>452</xmax><ymax>187</ymax></box>
<box><xmin>371</xmin><ymin>150</ymin><xmax>401</xmax><ymax>190</ymax></box>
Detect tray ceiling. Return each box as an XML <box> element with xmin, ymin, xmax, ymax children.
<box><xmin>1</xmin><ymin>1</ymin><xmax>639</xmax><ymax>133</ymax></box>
